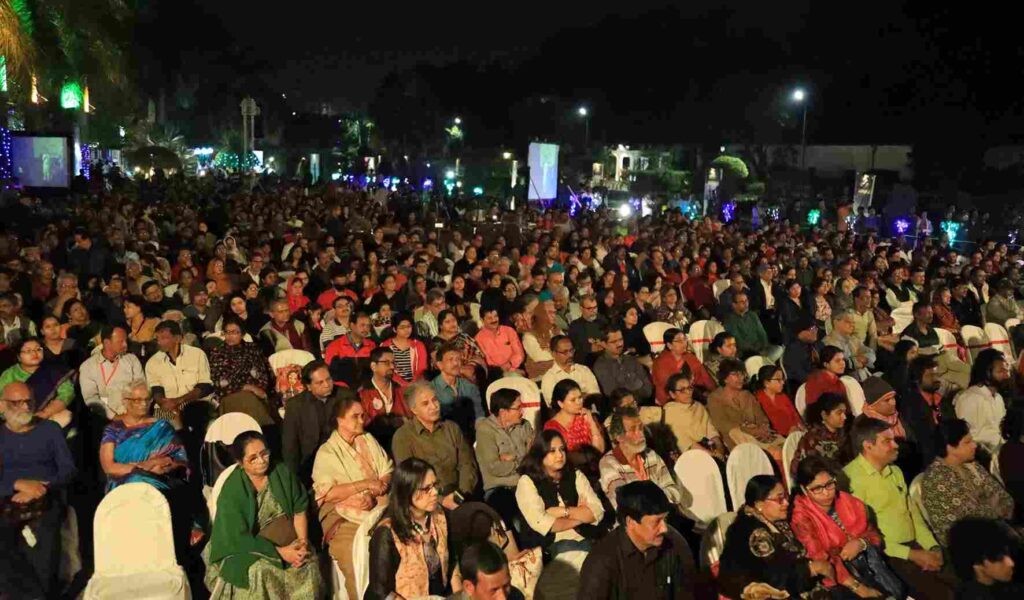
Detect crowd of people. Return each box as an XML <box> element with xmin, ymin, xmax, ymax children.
<box><xmin>2</xmin><ymin>173</ymin><xmax>1024</xmax><ymax>600</ymax></box>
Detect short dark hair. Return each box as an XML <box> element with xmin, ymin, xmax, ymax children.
<box><xmin>369</xmin><ymin>346</ymin><xmax>393</xmax><ymax>364</ymax></box>
<box><xmin>663</xmin><ymin>328</ymin><xmax>684</xmax><ymax>347</ymax></box>
<box><xmin>908</xmin><ymin>355</ymin><xmax>938</xmax><ymax>385</ymax></box>
<box><xmin>717</xmin><ymin>358</ymin><xmax>745</xmax><ymax>385</ymax></box>
<box><xmin>709</xmin><ymin>331</ymin><xmax>733</xmax><ymax>353</ymax></box>
<box><xmin>949</xmin><ymin>518</ymin><xmax>1019</xmax><ymax>581</ymax></box>
<box><xmin>100</xmin><ymin>324</ymin><xmax>125</xmax><ymax>342</ymax></box>
<box><xmin>912</xmin><ymin>300</ymin><xmax>930</xmax><ymax>315</ymax></box>
<box><xmin>934</xmin><ymin>418</ymin><xmax>971</xmax><ymax>458</ymax></box>
<box><xmin>436</xmin><ymin>342</ymin><xmax>461</xmax><ymax>362</ymax></box>
<box><xmin>665</xmin><ymin>370</ymin><xmax>693</xmax><ymax>395</ymax></box>
<box><xmin>603</xmin><ymin>325</ymin><xmax>623</xmax><ymax>341</ymax></box>
<box><xmin>744</xmin><ymin>474</ymin><xmax>781</xmax><ymax>505</ymax></box>
<box><xmin>141</xmin><ymin>279</ymin><xmax>162</xmax><ymax>295</ymax></box>
<box><xmin>489</xmin><ymin>388</ymin><xmax>520</xmax><ymax>417</ymax></box>
<box><xmin>819</xmin><ymin>345</ymin><xmax>844</xmax><ymax>368</ymax></box>
<box><xmin>608</xmin><ymin>406</ymin><xmax>640</xmax><ymax>439</ymax></box>
<box><xmin>805</xmin><ymin>392</ymin><xmax>847</xmax><ymax>426</ymax></box>
<box><xmin>154</xmin><ymin>320</ymin><xmax>181</xmax><ymax>337</ymax></box>
<box><xmin>616</xmin><ymin>480</ymin><xmax>672</xmax><ymax>527</ymax></box>
<box><xmin>459</xmin><ymin>541</ymin><xmax>508</xmax><ymax>586</ymax></box>
<box><xmin>551</xmin><ymin>378</ymin><xmax>581</xmax><ymax>410</ymax></box>
<box><xmin>301</xmin><ymin>360</ymin><xmax>330</xmax><ymax>385</ymax></box>
<box><xmin>231</xmin><ymin>431</ymin><xmax>267</xmax><ymax>463</ymax></box>
<box><xmin>849</xmin><ymin>415</ymin><xmax>892</xmax><ymax>456</ymax></box>
<box><xmin>550</xmin><ymin>334</ymin><xmax>571</xmax><ymax>350</ymax></box>
<box><xmin>794</xmin><ymin>455</ymin><xmax>837</xmax><ymax>492</ymax></box>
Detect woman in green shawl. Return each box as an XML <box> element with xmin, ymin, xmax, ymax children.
<box><xmin>205</xmin><ymin>430</ymin><xmax>323</xmax><ymax>598</ymax></box>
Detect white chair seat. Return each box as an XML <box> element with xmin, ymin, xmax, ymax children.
<box><xmin>841</xmin><ymin>376</ymin><xmax>866</xmax><ymax>417</ymax></box>
<box><xmin>794</xmin><ymin>384</ymin><xmax>808</xmax><ymax>419</ymax></box>
<box><xmin>961</xmin><ymin>325</ymin><xmax>990</xmax><ymax>365</ymax></box>
<box><xmin>86</xmin><ymin>570</ymin><xmax>190</xmax><ymax>600</ymax></box>
<box><xmin>782</xmin><ymin>430</ymin><xmax>806</xmax><ymax>489</ymax></box>
<box><xmin>674</xmin><ymin>449</ymin><xmax>728</xmax><ymax>528</ymax></box>
<box><xmin>486</xmin><ymin>377</ymin><xmax>542</xmax><ymax>429</ymax></box>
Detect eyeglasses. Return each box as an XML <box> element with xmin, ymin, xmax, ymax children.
<box><xmin>764</xmin><ymin>494</ymin><xmax>789</xmax><ymax>504</ymax></box>
<box><xmin>19</xmin><ymin>347</ymin><xmax>43</xmax><ymax>355</ymax></box>
<box><xmin>416</xmin><ymin>482</ymin><xmax>441</xmax><ymax>495</ymax></box>
<box><xmin>4</xmin><ymin>398</ymin><xmax>32</xmax><ymax>409</ymax></box>
<box><xmin>806</xmin><ymin>479</ymin><xmax>837</xmax><ymax>494</ymax></box>
<box><xmin>245</xmin><ymin>450</ymin><xmax>271</xmax><ymax>464</ymax></box>
<box><xmin>124</xmin><ymin>397</ymin><xmax>151</xmax><ymax>405</ymax></box>
<box><xmin>768</xmin><ymin>377</ymin><xmax>786</xmax><ymax>382</ymax></box>
<box><xmin>673</xmin><ymin>385</ymin><xmax>693</xmax><ymax>393</ymax></box>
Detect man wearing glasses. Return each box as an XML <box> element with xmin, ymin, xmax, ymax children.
<box><xmin>567</xmin><ymin>294</ymin><xmax>608</xmax><ymax>366</ymax></box>
<box><xmin>540</xmin><ymin>335</ymin><xmax>600</xmax><ymax>407</ymax></box>
<box><xmin>0</xmin><ymin>382</ymin><xmax>76</xmax><ymax>598</ymax></box>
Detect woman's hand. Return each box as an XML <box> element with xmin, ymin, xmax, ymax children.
<box><xmin>850</xmin><ymin>583</ymin><xmax>882</xmax><ymax>598</ymax></box>
<box><xmin>809</xmin><ymin>559</ymin><xmax>835</xmax><ymax>581</ymax></box>
<box><xmin>242</xmin><ymin>384</ymin><xmax>267</xmax><ymax>399</ymax></box>
<box><xmin>277</xmin><ymin>540</ymin><xmax>307</xmax><ymax>568</ymax></box>
<box><xmin>839</xmin><ymin>538</ymin><xmax>866</xmax><ymax>561</ymax></box>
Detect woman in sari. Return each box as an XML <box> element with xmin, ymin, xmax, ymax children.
<box><xmin>0</xmin><ymin>337</ymin><xmax>75</xmax><ymax>426</ymax></box>
<box><xmin>206</xmin><ymin>431</ymin><xmax>322</xmax><ymax>599</ymax></box>
<box><xmin>206</xmin><ymin>257</ymin><xmax>235</xmax><ymax>298</ymax></box>
<box><xmin>312</xmin><ymin>395</ymin><xmax>393</xmax><ymax>600</ymax></box>
<box><xmin>431</xmin><ymin>309</ymin><xmax>486</xmax><ymax>383</ymax></box>
<box><xmin>791</xmin><ymin>456</ymin><xmax>898</xmax><ymax>599</ymax></box>
<box><xmin>209</xmin><ymin>317</ymin><xmax>278</xmax><ymax>429</ymax></box>
<box><xmin>719</xmin><ymin>475</ymin><xmax>844</xmax><ymax>600</ymax></box>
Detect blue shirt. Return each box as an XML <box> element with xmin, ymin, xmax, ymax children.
<box><xmin>431</xmin><ymin>374</ymin><xmax>484</xmax><ymax>421</ymax></box>
<box><xmin>0</xmin><ymin>420</ymin><xmax>76</xmax><ymax>497</ymax></box>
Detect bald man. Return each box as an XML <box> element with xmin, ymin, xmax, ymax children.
<box><xmin>0</xmin><ymin>382</ymin><xmax>76</xmax><ymax>597</ymax></box>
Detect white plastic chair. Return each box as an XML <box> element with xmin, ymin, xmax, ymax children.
<box><xmin>688</xmin><ymin>317</ymin><xmax>712</xmax><ymax>360</ymax></box>
<box><xmin>985</xmin><ymin>323</ymin><xmax>1015</xmax><ymax>363</ymax></box>
<box><xmin>351</xmin><ymin>504</ymin><xmax>387</xmax><ymax>600</ymax></box>
<box><xmin>1007</xmin><ymin>318</ymin><xmax>1022</xmax><ymax>359</ymax></box>
<box><xmin>841</xmin><ymin>376</ymin><xmax>866</xmax><ymax>417</ymax></box>
<box><xmin>991</xmin><ymin>449</ymin><xmax>1004</xmax><ymax>484</ymax></box>
<box><xmin>782</xmin><ymin>430</ymin><xmax>806</xmax><ymax>490</ymax></box>
<box><xmin>744</xmin><ymin>356</ymin><xmax>768</xmax><ymax>379</ymax></box>
<box><xmin>909</xmin><ymin>473</ymin><xmax>935</xmax><ymax>533</ymax></box>
<box><xmin>794</xmin><ymin>384</ymin><xmax>808</xmax><ymax>418</ymax></box>
<box><xmin>961</xmin><ymin>325</ymin><xmax>990</xmax><ymax>365</ymax></box>
<box><xmin>486</xmin><ymin>377</ymin><xmax>542</xmax><ymax>429</ymax></box>
<box><xmin>203</xmin><ymin>414</ymin><xmax>261</xmax><ymax>500</ymax></box>
<box><xmin>892</xmin><ymin>313</ymin><xmax>914</xmax><ymax>338</ymax></box>
<box><xmin>84</xmin><ymin>483</ymin><xmax>190</xmax><ymax>599</ymax></box>
<box><xmin>208</xmin><ymin>463</ymin><xmax>238</xmax><ymax>523</ymax></box>
<box><xmin>726</xmin><ymin>443</ymin><xmax>774</xmax><ymax>512</ymax></box>
<box><xmin>713</xmin><ymin>279</ymin><xmax>731</xmax><ymax>299</ymax></box>
<box><xmin>674</xmin><ymin>449</ymin><xmax>728</xmax><ymax>529</ymax></box>
<box><xmin>935</xmin><ymin>328</ymin><xmax>959</xmax><ymax>359</ymax></box>
<box><xmin>643</xmin><ymin>321</ymin><xmax>675</xmax><ymax>355</ymax></box>
<box><xmin>269</xmin><ymin>349</ymin><xmax>316</xmax><ymax>372</ymax></box>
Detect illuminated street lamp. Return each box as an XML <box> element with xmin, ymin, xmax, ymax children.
<box><xmin>453</xmin><ymin>116</ymin><xmax>462</xmax><ymax>125</ymax></box>
<box><xmin>577</xmin><ymin>106</ymin><xmax>590</xmax><ymax>147</ymax></box>
<box><xmin>792</xmin><ymin>88</ymin><xmax>808</xmax><ymax>169</ymax></box>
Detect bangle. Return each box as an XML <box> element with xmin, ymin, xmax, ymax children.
<box><xmin>848</xmin><ymin>580</ymin><xmax>861</xmax><ymax>591</ymax></box>
<box><xmin>859</xmin><ymin>538</ymin><xmax>868</xmax><ymax>551</ymax></box>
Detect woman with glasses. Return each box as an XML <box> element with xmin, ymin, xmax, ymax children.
<box><xmin>209</xmin><ymin>316</ymin><xmax>277</xmax><ymax>429</ymax></box>
<box><xmin>753</xmin><ymin>364</ymin><xmax>804</xmax><ymax>436</ymax></box>
<box><xmin>0</xmin><ymin>337</ymin><xmax>75</xmax><ymax>425</ymax></box>
<box><xmin>514</xmin><ymin>430</ymin><xmax>605</xmax><ymax>600</ymax></box>
<box><xmin>719</xmin><ymin>474</ymin><xmax>839</xmax><ymax>600</ymax></box>
<box><xmin>367</xmin><ymin>457</ymin><xmax>451</xmax><ymax>600</ymax></box>
<box><xmin>206</xmin><ymin>430</ymin><xmax>321</xmax><ymax>598</ymax></box>
<box><xmin>791</xmin><ymin>455</ymin><xmax>898</xmax><ymax>599</ymax></box>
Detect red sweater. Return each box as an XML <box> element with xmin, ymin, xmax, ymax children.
<box><xmin>380</xmin><ymin>338</ymin><xmax>429</xmax><ymax>384</ymax></box>
<box><xmin>804</xmin><ymin>370</ymin><xmax>847</xmax><ymax>407</ymax></box>
<box><xmin>358</xmin><ymin>379</ymin><xmax>411</xmax><ymax>424</ymax></box>
<box><xmin>755</xmin><ymin>389</ymin><xmax>802</xmax><ymax>436</ymax></box>
<box><xmin>652</xmin><ymin>350</ymin><xmax>717</xmax><ymax>405</ymax></box>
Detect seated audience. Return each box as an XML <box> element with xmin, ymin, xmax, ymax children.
<box><xmin>598</xmin><ymin>407</ymin><xmax>684</xmax><ymax>510</ymax></box>
<box><xmin>206</xmin><ymin>431</ymin><xmax>321</xmax><ymax>597</ymax></box>
<box><xmin>453</xmin><ymin>540</ymin><xmax>525</xmax><ymax>600</ymax></box>
<box><xmin>0</xmin><ymin>337</ymin><xmax>75</xmax><ymax>425</ymax></box>
<box><xmin>920</xmin><ymin>418</ymin><xmax>1013</xmax><ymax>552</ymax></box>
<box><xmin>259</xmin><ymin>299</ymin><xmax>310</xmax><ymax>354</ymax></box>
<box><xmin>652</xmin><ymin>328</ymin><xmax>716</xmax><ymax>405</ymax></box>
<box><xmin>79</xmin><ymin>324</ymin><xmax>145</xmax><ymax>418</ymax></box>
<box><xmin>955</xmin><ymin>348</ymin><xmax>1011</xmax><ymax>459</ymax></box>
<box><xmin>662</xmin><ymin>372</ymin><xmax>726</xmax><ymax>458</ymax></box>
<box><xmin>544</xmin><ymin>379</ymin><xmax>606</xmax><ymax>455</ymax></box>
<box><xmin>392</xmin><ymin>381</ymin><xmax>478</xmax><ymax>510</ymax></box>
<box><xmin>998</xmin><ymin>406</ymin><xmax>1024</xmax><ymax>522</ymax></box>
<box><xmin>209</xmin><ymin>316</ymin><xmax>276</xmax><ymax>426</ymax></box>
<box><xmin>719</xmin><ymin>475</ymin><xmax>836</xmax><ymax>600</ymax></box>
<box><xmin>601</xmin><ymin>388</ymin><xmax>663</xmax><ymax>429</ymax></box>
<box><xmin>282</xmin><ymin>360</ymin><xmax>354</xmax><ymax>485</ymax></box>
<box><xmin>782</xmin><ymin>317</ymin><xmax>823</xmax><ymax>390</ymax></box>
<box><xmin>475</xmin><ymin>306</ymin><xmax>525</xmax><ymax>375</ymax></box>
<box><xmin>707</xmin><ymin>359</ymin><xmax>784</xmax><ymax>458</ymax></box>
<box><xmin>540</xmin><ymin>334</ymin><xmax>600</xmax><ymax>406</ymax></box>
<box><xmin>0</xmin><ymin>382</ymin><xmax>76</xmax><ymax>599</ymax></box>
<box><xmin>703</xmin><ymin>331</ymin><xmax>738</xmax><ymax>384</ymax></box>
<box><xmin>791</xmin><ymin>455</ymin><xmax>902</xmax><ymax>598</ymax></box>
<box><xmin>578</xmin><ymin>481</ymin><xmax>699</xmax><ymax>600</ymax></box>
<box><xmin>367</xmin><ymin>457</ymin><xmax>451</xmax><ymax>600</ymax></box>
<box><xmin>752</xmin><ymin>364</ymin><xmax>803</xmax><ymax>436</ymax></box>
<box><xmin>593</xmin><ymin>325</ymin><xmax>653</xmax><ymax>402</ymax></box>
<box><xmin>474</xmin><ymin>387</ymin><xmax>534</xmax><ymax>537</ymax></box>
<box><xmin>324</xmin><ymin>311</ymin><xmax>377</xmax><ymax>388</ymax></box>
<box><xmin>722</xmin><ymin>291</ymin><xmax>784</xmax><ymax>362</ymax></box>
<box><xmin>432</xmin><ymin>309</ymin><xmax>488</xmax><ymax>382</ymax></box>
<box><xmin>311</xmin><ymin>393</ymin><xmax>393</xmax><ymax>600</ymax></box>
<box><xmin>896</xmin><ymin>355</ymin><xmax>943</xmax><ymax>466</ymax></box>
<box><xmin>791</xmin><ymin>392</ymin><xmax>850</xmax><ymax>477</ymax></box>
<box><xmin>948</xmin><ymin>518</ymin><xmax>1023</xmax><ymax>600</ymax></box>
<box><xmin>901</xmin><ymin>301</ymin><xmax>970</xmax><ymax>390</ymax></box>
<box><xmin>379</xmin><ymin>313</ymin><xmax>428</xmax><ymax>385</ymax></box>
<box><xmin>844</xmin><ymin>416</ymin><xmax>955</xmax><ymax>600</ymax></box>
<box><xmin>804</xmin><ymin>345</ymin><xmax>849</xmax><ymax>407</ymax></box>
<box><xmin>523</xmin><ymin>299</ymin><xmax>562</xmax><ymax>379</ymax></box>
<box><xmin>359</xmin><ymin>347</ymin><xmax>411</xmax><ymax>451</ymax></box>
<box><xmin>146</xmin><ymin>320</ymin><xmax>214</xmax><ymax>425</ymax></box>
<box><xmin>824</xmin><ymin>310</ymin><xmax>876</xmax><ymax>380</ymax></box>
<box><xmin>432</xmin><ymin>342</ymin><xmax>485</xmax><ymax>428</ymax></box>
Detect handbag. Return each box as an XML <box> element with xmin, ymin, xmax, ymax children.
<box><xmin>258</xmin><ymin>514</ymin><xmax>298</xmax><ymax>547</ymax></box>
<box><xmin>844</xmin><ymin>544</ymin><xmax>906</xmax><ymax>599</ymax></box>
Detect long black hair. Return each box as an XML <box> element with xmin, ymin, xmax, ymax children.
<box><xmin>387</xmin><ymin>457</ymin><xmax>436</xmax><ymax>545</ymax></box>
<box><xmin>969</xmin><ymin>348</ymin><xmax>1007</xmax><ymax>388</ymax></box>
<box><xmin>518</xmin><ymin>429</ymin><xmax>571</xmax><ymax>482</ymax></box>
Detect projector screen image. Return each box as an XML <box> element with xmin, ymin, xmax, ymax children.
<box><xmin>12</xmin><ymin>136</ymin><xmax>70</xmax><ymax>188</ymax></box>
<box><xmin>528</xmin><ymin>142</ymin><xmax>559</xmax><ymax>200</ymax></box>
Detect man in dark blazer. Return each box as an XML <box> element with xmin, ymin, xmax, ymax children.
<box><xmin>747</xmin><ymin>263</ymin><xmax>783</xmax><ymax>344</ymax></box>
<box><xmin>282</xmin><ymin>360</ymin><xmax>354</xmax><ymax>485</ymax></box>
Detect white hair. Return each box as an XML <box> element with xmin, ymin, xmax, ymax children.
<box><xmin>404</xmin><ymin>381</ymin><xmax>435</xmax><ymax>410</ymax></box>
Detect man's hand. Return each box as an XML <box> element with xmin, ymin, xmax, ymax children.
<box><xmin>156</xmin><ymin>396</ymin><xmax>178</xmax><ymax>413</ymax></box>
<box><xmin>908</xmin><ymin>548</ymin><xmax>943</xmax><ymax>571</ymax></box>
<box><xmin>13</xmin><ymin>480</ymin><xmax>47</xmax><ymax>501</ymax></box>
<box><xmin>498</xmin><ymin>454</ymin><xmax>516</xmax><ymax>462</ymax></box>
<box><xmin>364</xmin><ymin>479</ymin><xmax>388</xmax><ymax>496</ymax></box>
<box><xmin>441</xmin><ymin>493</ymin><xmax>460</xmax><ymax>511</ymax></box>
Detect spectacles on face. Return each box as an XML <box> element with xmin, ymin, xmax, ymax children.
<box><xmin>416</xmin><ymin>481</ymin><xmax>441</xmax><ymax>495</ymax></box>
<box><xmin>764</xmin><ymin>494</ymin><xmax>789</xmax><ymax>505</ymax></box>
<box><xmin>20</xmin><ymin>347</ymin><xmax>43</xmax><ymax>355</ymax></box>
<box><xmin>4</xmin><ymin>398</ymin><xmax>32</xmax><ymax>409</ymax></box>
<box><xmin>673</xmin><ymin>384</ymin><xmax>693</xmax><ymax>393</ymax></box>
<box><xmin>245</xmin><ymin>450</ymin><xmax>271</xmax><ymax>464</ymax></box>
<box><xmin>806</xmin><ymin>479</ymin><xmax>837</xmax><ymax>495</ymax></box>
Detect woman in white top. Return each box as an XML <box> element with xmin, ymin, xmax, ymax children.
<box><xmin>515</xmin><ymin>430</ymin><xmax>604</xmax><ymax>600</ymax></box>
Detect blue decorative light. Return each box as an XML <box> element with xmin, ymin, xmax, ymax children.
<box><xmin>472</xmin><ymin>186</ymin><xmax>484</xmax><ymax>196</ymax></box>
<box><xmin>0</xmin><ymin>126</ymin><xmax>12</xmax><ymax>182</ymax></box>
<box><xmin>423</xmin><ymin>178</ymin><xmax>433</xmax><ymax>189</ymax></box>
<box><xmin>80</xmin><ymin>144</ymin><xmax>91</xmax><ymax>179</ymax></box>
<box><xmin>807</xmin><ymin>209</ymin><xmax>821</xmax><ymax>226</ymax></box>
<box><xmin>766</xmin><ymin>207</ymin><xmax>780</xmax><ymax>222</ymax></box>
<box><xmin>894</xmin><ymin>218</ymin><xmax>911</xmax><ymax>235</ymax></box>
<box><xmin>722</xmin><ymin>201</ymin><xmax>736</xmax><ymax>223</ymax></box>
<box><xmin>940</xmin><ymin>220</ymin><xmax>961</xmax><ymax>241</ymax></box>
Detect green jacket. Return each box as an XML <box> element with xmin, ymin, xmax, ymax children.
<box><xmin>208</xmin><ymin>462</ymin><xmax>309</xmax><ymax>589</ymax></box>
<box><xmin>723</xmin><ymin>311</ymin><xmax>769</xmax><ymax>356</ymax></box>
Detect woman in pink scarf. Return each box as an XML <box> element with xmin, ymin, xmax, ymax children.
<box><xmin>286</xmin><ymin>274</ymin><xmax>311</xmax><ymax>314</ymax></box>
<box><xmin>790</xmin><ymin>456</ymin><xmax>889</xmax><ymax>598</ymax></box>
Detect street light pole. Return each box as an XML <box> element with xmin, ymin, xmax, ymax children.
<box><xmin>578</xmin><ymin>106</ymin><xmax>590</xmax><ymax>148</ymax></box>
<box><xmin>792</xmin><ymin>88</ymin><xmax>808</xmax><ymax>170</ymax></box>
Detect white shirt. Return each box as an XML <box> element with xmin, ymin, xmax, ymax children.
<box><xmin>760</xmin><ymin>278</ymin><xmax>775</xmax><ymax>310</ymax></box>
<box><xmin>515</xmin><ymin>471</ymin><xmax>604</xmax><ymax>542</ymax></box>
<box><xmin>954</xmin><ymin>385</ymin><xmax>1005</xmax><ymax>452</ymax></box>
<box><xmin>541</xmin><ymin>363</ymin><xmax>600</xmax><ymax>406</ymax></box>
<box><xmin>78</xmin><ymin>351</ymin><xmax>145</xmax><ymax>418</ymax></box>
<box><xmin>145</xmin><ymin>344</ymin><xmax>212</xmax><ymax>400</ymax></box>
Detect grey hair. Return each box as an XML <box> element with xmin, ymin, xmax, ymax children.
<box><xmin>832</xmin><ymin>309</ymin><xmax>857</xmax><ymax>324</ymax></box>
<box><xmin>608</xmin><ymin>406</ymin><xmax>640</xmax><ymax>439</ymax></box>
<box><xmin>404</xmin><ymin>380</ymin><xmax>435</xmax><ymax>410</ymax></box>
<box><xmin>120</xmin><ymin>378</ymin><xmax>151</xmax><ymax>400</ymax></box>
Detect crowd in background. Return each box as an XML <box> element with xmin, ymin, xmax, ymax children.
<box><xmin>2</xmin><ymin>172</ymin><xmax>1024</xmax><ymax>599</ymax></box>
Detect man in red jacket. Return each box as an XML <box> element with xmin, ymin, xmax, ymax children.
<box><xmin>325</xmin><ymin>312</ymin><xmax>376</xmax><ymax>387</ymax></box>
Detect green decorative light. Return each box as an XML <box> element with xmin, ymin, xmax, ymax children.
<box><xmin>60</xmin><ymin>81</ymin><xmax>83</xmax><ymax>109</ymax></box>
<box><xmin>0</xmin><ymin>57</ymin><xmax>7</xmax><ymax>93</ymax></box>
<box><xmin>807</xmin><ymin>209</ymin><xmax>821</xmax><ymax>226</ymax></box>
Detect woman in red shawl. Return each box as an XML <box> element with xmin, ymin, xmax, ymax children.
<box><xmin>804</xmin><ymin>346</ymin><xmax>848</xmax><ymax>408</ymax></box>
<box><xmin>791</xmin><ymin>456</ymin><xmax>899</xmax><ymax>598</ymax></box>
<box><xmin>753</xmin><ymin>364</ymin><xmax>803</xmax><ymax>436</ymax></box>
<box><xmin>286</xmin><ymin>275</ymin><xmax>310</xmax><ymax>314</ymax></box>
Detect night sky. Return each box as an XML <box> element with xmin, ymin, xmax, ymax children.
<box><xmin>146</xmin><ymin>1</ymin><xmax>1024</xmax><ymax>147</ymax></box>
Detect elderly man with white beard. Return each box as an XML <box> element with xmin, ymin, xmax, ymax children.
<box><xmin>0</xmin><ymin>382</ymin><xmax>76</xmax><ymax>598</ymax></box>
<box><xmin>597</xmin><ymin>406</ymin><xmax>684</xmax><ymax>511</ymax></box>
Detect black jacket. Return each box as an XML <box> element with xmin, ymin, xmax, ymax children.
<box><xmin>578</xmin><ymin>525</ymin><xmax>697</xmax><ymax>600</ymax></box>
<box><xmin>281</xmin><ymin>388</ymin><xmax>352</xmax><ymax>484</ymax></box>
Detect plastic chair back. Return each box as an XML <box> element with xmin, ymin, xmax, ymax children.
<box><xmin>841</xmin><ymin>376</ymin><xmax>866</xmax><ymax>417</ymax></box>
<box><xmin>93</xmin><ymin>483</ymin><xmax>179</xmax><ymax>575</ymax></box>
<box><xmin>794</xmin><ymin>384</ymin><xmax>808</xmax><ymax>418</ymax></box>
<box><xmin>984</xmin><ymin>323</ymin><xmax>1014</xmax><ymax>362</ymax></box>
<box><xmin>674</xmin><ymin>449</ymin><xmax>728</xmax><ymax>528</ymax></box>
<box><xmin>643</xmin><ymin>321</ymin><xmax>675</xmax><ymax>355</ymax></box>
<box><xmin>961</xmin><ymin>325</ymin><xmax>991</xmax><ymax>364</ymax></box>
<box><xmin>486</xmin><ymin>377</ymin><xmax>542</xmax><ymax>430</ymax></box>
<box><xmin>699</xmin><ymin>511</ymin><xmax>737</xmax><ymax>573</ymax></box>
<box><xmin>744</xmin><ymin>356</ymin><xmax>768</xmax><ymax>379</ymax></box>
<box><xmin>713</xmin><ymin>280</ymin><xmax>731</xmax><ymax>299</ymax></box>
<box><xmin>782</xmin><ymin>430</ymin><xmax>806</xmax><ymax>489</ymax></box>
<box><xmin>726</xmin><ymin>443</ymin><xmax>774</xmax><ymax>511</ymax></box>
